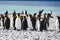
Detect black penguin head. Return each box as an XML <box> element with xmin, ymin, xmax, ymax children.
<box><xmin>4</xmin><ymin>11</ymin><xmax>8</xmax><ymax>17</ymax></box>
<box><xmin>12</xmin><ymin>10</ymin><xmax>16</xmax><ymax>17</ymax></box>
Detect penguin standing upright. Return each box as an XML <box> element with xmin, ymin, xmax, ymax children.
<box><xmin>15</xmin><ymin>13</ymin><xmax>21</xmax><ymax>30</ymax></box>
<box><xmin>40</xmin><ymin>17</ymin><xmax>44</xmax><ymax>31</ymax></box>
<box><xmin>55</xmin><ymin>17</ymin><xmax>59</xmax><ymax>31</ymax></box>
<box><xmin>26</xmin><ymin>15</ymin><xmax>33</xmax><ymax>30</ymax></box>
<box><xmin>22</xmin><ymin>16</ymin><xmax>28</xmax><ymax>30</ymax></box>
<box><xmin>43</xmin><ymin>14</ymin><xmax>47</xmax><ymax>31</ymax></box>
<box><xmin>20</xmin><ymin>16</ymin><xmax>23</xmax><ymax>29</ymax></box>
<box><xmin>32</xmin><ymin>13</ymin><xmax>36</xmax><ymax>30</ymax></box>
<box><xmin>10</xmin><ymin>16</ymin><xmax>14</xmax><ymax>29</ymax></box>
<box><xmin>4</xmin><ymin>11</ymin><xmax>10</xmax><ymax>29</ymax></box>
<box><xmin>40</xmin><ymin>14</ymin><xmax>47</xmax><ymax>31</ymax></box>
<box><xmin>0</xmin><ymin>14</ymin><xmax>4</xmax><ymax>29</ymax></box>
<box><xmin>35</xmin><ymin>15</ymin><xmax>40</xmax><ymax>31</ymax></box>
<box><xmin>47</xmin><ymin>13</ymin><xmax>53</xmax><ymax>27</ymax></box>
<box><xmin>12</xmin><ymin>10</ymin><xmax>16</xmax><ymax>30</ymax></box>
